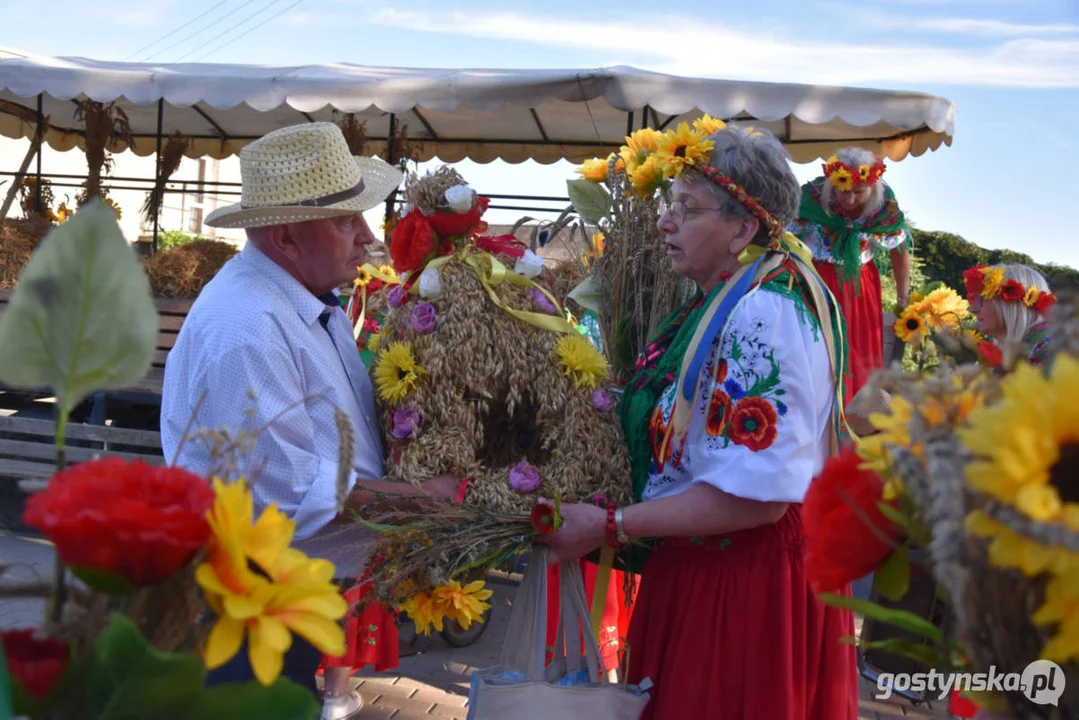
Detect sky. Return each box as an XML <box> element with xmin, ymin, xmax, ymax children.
<box><xmin>2</xmin><ymin>0</ymin><xmax>1078</xmax><ymax>266</ymax></box>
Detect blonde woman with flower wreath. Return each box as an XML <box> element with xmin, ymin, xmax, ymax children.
<box><xmin>963</xmin><ymin>262</ymin><xmax>1055</xmax><ymax>368</ymax></box>
<box><xmin>789</xmin><ymin>147</ymin><xmax>913</xmax><ymax>398</ymax></box>
<box><xmin>544</xmin><ymin>123</ymin><xmax>858</xmax><ymax>720</ymax></box>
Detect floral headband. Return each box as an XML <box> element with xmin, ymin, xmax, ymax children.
<box><xmin>962</xmin><ymin>265</ymin><xmax>1056</xmax><ymax>315</ymax></box>
<box><xmin>696</xmin><ymin>164</ymin><xmax>782</xmax><ymax>240</ymax></box>
<box><xmin>823</xmin><ymin>155</ymin><xmax>886</xmax><ymax>192</ymax></box>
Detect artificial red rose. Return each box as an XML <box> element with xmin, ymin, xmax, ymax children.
<box><xmin>475</xmin><ymin>233</ymin><xmax>526</xmax><ymax>259</ymax></box>
<box><xmin>530</xmin><ymin>504</ymin><xmax>559</xmax><ymax>536</ymax></box>
<box><xmin>363</xmin><ymin>317</ymin><xmax>380</xmax><ymax>334</ymax></box>
<box><xmin>426</xmin><ymin>196</ymin><xmax>490</xmax><ymax>239</ymax></box>
<box><xmin>366</xmin><ymin>278</ymin><xmax>385</xmax><ymax>295</ymax></box>
<box><xmin>727</xmin><ymin>397</ymin><xmax>778</xmax><ymax>451</ymax></box>
<box><xmin>978</xmin><ymin>341</ymin><xmax>1003</xmax><ymax>368</ymax></box>
<box><xmin>2</xmin><ymin>629</ymin><xmax>69</xmax><ymax>701</ymax></box>
<box><xmin>705</xmin><ymin>389</ymin><xmax>733</xmax><ymax>438</ymax></box>
<box><xmin>802</xmin><ymin>447</ymin><xmax>904</xmax><ymax>593</ymax></box>
<box><xmin>962</xmin><ymin>265</ymin><xmax>985</xmax><ymax>303</ymax></box>
<box><xmin>389</xmin><ymin>211</ymin><xmax>437</xmax><ymax>274</ymax></box>
<box><xmin>999</xmin><ymin>279</ymin><xmax>1025</xmax><ymax>303</ymax></box>
<box><xmin>23</xmin><ymin>458</ymin><xmax>215</xmax><ymax>587</ymax></box>
<box><xmin>1034</xmin><ymin>292</ymin><xmax>1056</xmax><ymax>315</ymax></box>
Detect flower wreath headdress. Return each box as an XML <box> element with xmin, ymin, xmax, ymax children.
<box><xmin>962</xmin><ymin>264</ymin><xmax>1056</xmax><ymax>315</ymax></box>
<box><xmin>822</xmin><ymin>155</ymin><xmax>886</xmax><ymax>193</ymax></box>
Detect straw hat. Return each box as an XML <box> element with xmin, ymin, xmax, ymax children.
<box><xmin>205</xmin><ymin>122</ymin><xmax>403</xmax><ymax>229</ymax></box>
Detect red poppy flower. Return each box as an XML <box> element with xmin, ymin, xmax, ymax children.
<box><xmin>2</xmin><ymin>629</ymin><xmax>69</xmax><ymax>701</ymax></box>
<box><xmin>727</xmin><ymin>397</ymin><xmax>778</xmax><ymax>451</ymax></box>
<box><xmin>802</xmin><ymin>447</ymin><xmax>904</xmax><ymax>593</ymax></box>
<box><xmin>978</xmin><ymin>341</ymin><xmax>1003</xmax><ymax>368</ymax></box>
<box><xmin>366</xmin><ymin>278</ymin><xmax>385</xmax><ymax>295</ymax></box>
<box><xmin>530</xmin><ymin>504</ymin><xmax>559</xmax><ymax>535</ymax></box>
<box><xmin>1034</xmin><ymin>292</ymin><xmax>1056</xmax><ymax>315</ymax></box>
<box><xmin>705</xmin><ymin>389</ymin><xmax>733</xmax><ymax>438</ymax></box>
<box><xmin>426</xmin><ymin>196</ymin><xmax>490</xmax><ymax>239</ymax></box>
<box><xmin>714</xmin><ymin>359</ymin><xmax>728</xmax><ymax>384</ymax></box>
<box><xmin>389</xmin><ymin>212</ymin><xmax>438</xmax><ymax>274</ymax></box>
<box><xmin>962</xmin><ymin>265</ymin><xmax>985</xmax><ymax>303</ymax></box>
<box><xmin>22</xmin><ymin>458</ymin><xmax>215</xmax><ymax>587</ymax></box>
<box><xmin>999</xmin><ymin>280</ymin><xmax>1025</xmax><ymax>303</ymax></box>
<box><xmin>363</xmin><ymin>317</ymin><xmax>380</xmax><ymax>334</ymax></box>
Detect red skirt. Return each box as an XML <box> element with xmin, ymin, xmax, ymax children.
<box><xmin>814</xmin><ymin>260</ymin><xmax>883</xmax><ymax>400</ymax></box>
<box><xmin>626</xmin><ymin>506</ymin><xmax>858</xmax><ymax>720</ymax></box>
<box><xmin>545</xmin><ymin>561</ymin><xmax>637</xmax><ymax>672</ymax></box>
<box><xmin>319</xmin><ymin>581</ymin><xmax>400</xmax><ymax>674</ymax></box>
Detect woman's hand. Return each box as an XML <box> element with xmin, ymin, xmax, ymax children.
<box><xmin>537</xmin><ymin>502</ymin><xmax>607</xmax><ymax>566</ymax></box>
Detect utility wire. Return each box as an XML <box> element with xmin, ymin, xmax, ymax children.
<box><xmin>186</xmin><ymin>0</ymin><xmax>305</xmax><ymax>63</ymax></box>
<box><xmin>123</xmin><ymin>0</ymin><xmax>231</xmax><ymax>61</ymax></box>
<box><xmin>144</xmin><ymin>0</ymin><xmax>265</xmax><ymax>62</ymax></box>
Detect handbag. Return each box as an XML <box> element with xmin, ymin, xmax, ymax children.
<box><xmin>467</xmin><ymin>545</ymin><xmax>651</xmax><ymax>720</ymax></box>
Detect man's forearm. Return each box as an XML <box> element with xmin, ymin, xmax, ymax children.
<box><xmin>339</xmin><ymin>477</ymin><xmax>428</xmax><ymax>519</ymax></box>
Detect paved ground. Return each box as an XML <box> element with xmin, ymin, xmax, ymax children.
<box><xmin>0</xmin><ymin>531</ymin><xmax>953</xmax><ymax>719</ymax></box>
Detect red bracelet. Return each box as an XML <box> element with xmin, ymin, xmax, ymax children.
<box><xmin>605</xmin><ymin>500</ymin><xmax>620</xmax><ymax>548</ymax></box>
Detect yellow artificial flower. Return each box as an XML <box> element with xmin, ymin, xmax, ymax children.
<box><xmin>921</xmin><ymin>287</ymin><xmax>970</xmax><ymax>332</ymax></box>
<box><xmin>830</xmin><ymin>167</ymin><xmax>855</xmax><ymax>192</ymax></box>
<box><xmin>962</xmin><ymin>327</ymin><xmax>983</xmax><ymax>345</ymax></box>
<box><xmin>619</xmin><ymin>128</ymin><xmax>663</xmax><ymax>174</ymax></box>
<box><xmin>432</xmin><ymin>580</ymin><xmax>493</xmax><ymax>630</ymax></box>
<box><xmin>858</xmin><ymin>165</ymin><xmax>871</xmax><ymax>182</ymax></box>
<box><xmin>398</xmin><ymin>590</ymin><xmax>444</xmax><ymax>636</ymax></box>
<box><xmin>981</xmin><ymin>267</ymin><xmax>1005</xmax><ymax>299</ymax></box>
<box><xmin>693</xmin><ymin>114</ymin><xmax>727</xmax><ymax>135</ymax></box>
<box><xmin>556</xmin><ymin>333</ymin><xmax>609</xmax><ymax>390</ymax></box>
<box><xmin>653</xmin><ymin>122</ymin><xmax>715</xmax><ymax>178</ymax></box>
<box><xmin>577</xmin><ymin>157</ymin><xmax>610</xmax><ymax>183</ymax></box>
<box><xmin>628</xmin><ymin>155</ymin><xmax>666</xmax><ymax>198</ymax></box>
<box><xmin>354</xmin><ymin>266</ymin><xmax>373</xmax><ymax>288</ymax></box>
<box><xmin>1032</xmin><ymin>574</ymin><xmax>1079</xmax><ymax>663</ymax></box>
<box><xmin>908</xmin><ymin>291</ymin><xmax>925</xmax><ymax>305</ymax></box>
<box><xmin>373</xmin><ymin>342</ymin><xmax>426</xmax><ymax>404</ymax></box>
<box><xmin>378</xmin><ymin>264</ymin><xmax>399</xmax><ymax>282</ymax></box>
<box><xmin>965</xmin><ymin>511</ymin><xmax>1079</xmax><ymax>578</ymax></box>
<box><xmin>959</xmin><ymin>357</ymin><xmax>1079</xmax><ymax>529</ymax></box>
<box><xmin>894</xmin><ymin>309</ymin><xmax>927</xmax><ymax>345</ymax></box>
<box><xmin>858</xmin><ymin>394</ymin><xmax>924</xmax><ymax>499</ymax></box>
<box><xmin>1024</xmin><ymin>286</ymin><xmax>1041</xmax><ymax>308</ymax></box>
<box><xmin>196</xmin><ymin>481</ymin><xmax>347</xmax><ymax>686</ymax></box>
<box><xmin>366</xmin><ymin>333</ymin><xmax>381</xmax><ymax>352</ymax></box>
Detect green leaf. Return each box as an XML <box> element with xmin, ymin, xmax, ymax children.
<box><xmin>873</xmin><ymin>547</ymin><xmax>911</xmax><ymax>602</ymax></box>
<box><xmin>84</xmin><ymin>613</ymin><xmax>204</xmax><ymax>720</ymax></box>
<box><xmin>729</xmin><ymin>336</ymin><xmax>742</xmax><ymax>362</ymax></box>
<box><xmin>566</xmin><ymin>179</ymin><xmax>612</xmax><ymax>224</ymax></box>
<box><xmin>567</xmin><ymin>275</ymin><xmax>610</xmax><ymax>316</ymax></box>
<box><xmin>859</xmin><ymin>637</ymin><xmax>945</xmax><ymax>668</ymax></box>
<box><xmin>70</xmin><ymin>565</ymin><xmax>137</xmax><ymax>595</ymax></box>
<box><xmin>817</xmin><ymin>593</ymin><xmax>942</xmax><ymax>644</ymax></box>
<box><xmin>0</xmin><ymin>199</ymin><xmax>157</xmax><ymax>419</ymax></box>
<box><xmin>0</xmin><ymin>637</ymin><xmax>16</xmax><ymax>719</ymax></box>
<box><xmin>190</xmin><ymin>680</ymin><xmax>319</xmax><ymax>720</ymax></box>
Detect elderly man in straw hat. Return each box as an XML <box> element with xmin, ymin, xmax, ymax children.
<box><xmin>161</xmin><ymin>123</ymin><xmax>458</xmax><ymax>714</ymax></box>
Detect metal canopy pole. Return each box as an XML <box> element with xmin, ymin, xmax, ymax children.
<box><xmin>34</xmin><ymin>94</ymin><xmax>43</xmax><ymax>212</ymax></box>
<box><xmin>152</xmin><ymin>99</ymin><xmax>164</xmax><ymax>253</ymax></box>
<box><xmin>383</xmin><ymin>113</ymin><xmax>397</xmax><ymax>231</ymax></box>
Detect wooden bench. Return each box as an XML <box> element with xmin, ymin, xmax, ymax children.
<box><xmin>0</xmin><ymin>291</ymin><xmax>194</xmax><ymax>411</ymax></box>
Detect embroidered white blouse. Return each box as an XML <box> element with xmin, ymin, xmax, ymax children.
<box><xmin>643</xmin><ymin>287</ymin><xmax>836</xmax><ymax>504</ymax></box>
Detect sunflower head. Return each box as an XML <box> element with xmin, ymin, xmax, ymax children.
<box><xmin>556</xmin><ymin>334</ymin><xmax>609</xmax><ymax>390</ymax></box>
<box><xmin>374</xmin><ymin>341</ymin><xmax>427</xmax><ymax>404</ymax></box>
<box><xmin>693</xmin><ymin>114</ymin><xmax>727</xmax><ymax>135</ymax></box>
<box><xmin>654</xmin><ymin>122</ymin><xmax>715</xmax><ymax>178</ymax></box>
<box><xmin>354</xmin><ymin>266</ymin><xmax>373</xmax><ymax>288</ymax></box>
<box><xmin>577</xmin><ymin>158</ymin><xmax>610</xmax><ymax>183</ymax></box>
<box><xmin>894</xmin><ymin>309</ymin><xmax>927</xmax><ymax>345</ymax></box>
<box><xmin>829</xmin><ymin>167</ymin><xmax>855</xmax><ymax>192</ymax></box>
<box><xmin>628</xmin><ymin>155</ymin><xmax>667</xmax><ymax>198</ymax></box>
<box><xmin>619</xmin><ymin>128</ymin><xmax>663</xmax><ymax>174</ymax></box>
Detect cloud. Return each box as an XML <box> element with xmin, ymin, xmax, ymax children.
<box><xmin>359</xmin><ymin>8</ymin><xmax>1079</xmax><ymax>88</ymax></box>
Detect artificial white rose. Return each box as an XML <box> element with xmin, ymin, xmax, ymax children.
<box><xmin>514</xmin><ymin>249</ymin><xmax>545</xmax><ymax>279</ymax></box>
<box><xmin>444</xmin><ymin>185</ymin><xmax>475</xmax><ymax>214</ymax></box>
<box><xmin>418</xmin><ymin>267</ymin><xmax>443</xmax><ymax>299</ymax></box>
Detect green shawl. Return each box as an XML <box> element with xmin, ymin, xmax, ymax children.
<box><xmin>797</xmin><ymin>179</ymin><xmax>910</xmax><ymax>292</ymax></box>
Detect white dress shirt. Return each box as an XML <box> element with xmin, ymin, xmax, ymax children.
<box><xmin>161</xmin><ymin>242</ymin><xmax>383</xmax><ymax>576</ymax></box>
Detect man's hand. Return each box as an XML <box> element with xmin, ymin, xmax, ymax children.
<box><xmin>421</xmin><ymin>473</ymin><xmax>459</xmax><ymax>501</ymax></box>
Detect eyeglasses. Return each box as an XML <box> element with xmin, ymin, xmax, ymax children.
<box><xmin>658</xmin><ymin>199</ymin><xmax>724</xmax><ymax>224</ymax></box>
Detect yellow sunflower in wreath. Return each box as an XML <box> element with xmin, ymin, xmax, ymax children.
<box><xmin>374</xmin><ymin>342</ymin><xmax>427</xmax><ymax>404</ymax></box>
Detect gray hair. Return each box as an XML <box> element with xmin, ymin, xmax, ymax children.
<box><xmin>819</xmin><ymin>146</ymin><xmax>886</xmax><ymax>220</ymax></box>
<box><xmin>986</xmin><ymin>263</ymin><xmax>1052</xmax><ymax>342</ymax></box>
<box><xmin>688</xmin><ymin>123</ymin><xmax>800</xmax><ymax>247</ymax></box>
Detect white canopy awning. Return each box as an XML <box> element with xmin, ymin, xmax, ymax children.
<box><xmin>0</xmin><ymin>56</ymin><xmax>956</xmax><ymax>165</ymax></box>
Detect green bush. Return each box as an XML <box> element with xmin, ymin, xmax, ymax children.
<box><xmin>158</xmin><ymin>229</ymin><xmax>203</xmax><ymax>251</ymax></box>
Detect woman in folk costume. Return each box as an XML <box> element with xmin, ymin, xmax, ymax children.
<box><xmin>789</xmin><ymin>148</ymin><xmax>913</xmax><ymax>397</ymax></box>
<box><xmin>963</xmin><ymin>262</ymin><xmax>1056</xmax><ymax>369</ymax></box>
<box><xmin>542</xmin><ymin>123</ymin><xmax>859</xmax><ymax>719</ymax></box>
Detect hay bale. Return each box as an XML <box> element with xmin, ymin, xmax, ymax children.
<box><xmin>0</xmin><ymin>217</ymin><xmax>51</xmax><ymax>290</ymax></box>
<box><xmin>372</xmin><ymin>255</ymin><xmax>631</xmax><ymax>513</ymax></box>
<box><xmin>143</xmin><ymin>240</ymin><xmax>238</xmax><ymax>297</ymax></box>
